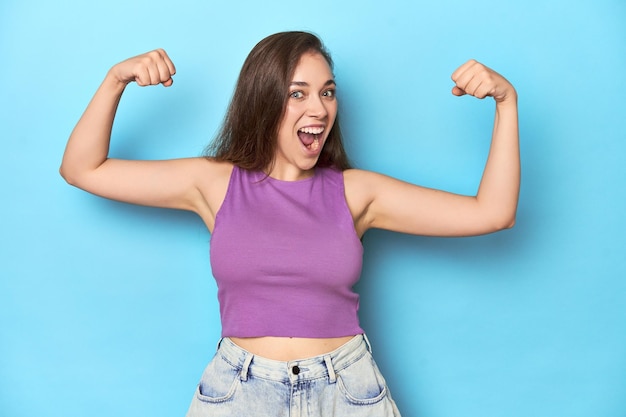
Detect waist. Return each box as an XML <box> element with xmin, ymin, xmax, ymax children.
<box><xmin>218</xmin><ymin>334</ymin><xmax>372</xmax><ymax>382</ymax></box>
<box><xmin>229</xmin><ymin>335</ymin><xmax>357</xmax><ymax>361</ymax></box>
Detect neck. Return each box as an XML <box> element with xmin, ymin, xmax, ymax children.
<box><xmin>266</xmin><ymin>164</ymin><xmax>315</xmax><ymax>182</ymax></box>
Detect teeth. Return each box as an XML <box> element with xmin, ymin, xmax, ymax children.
<box><xmin>299</xmin><ymin>126</ymin><xmax>324</xmax><ymax>135</ymax></box>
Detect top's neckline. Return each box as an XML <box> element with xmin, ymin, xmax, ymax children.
<box><xmin>259</xmin><ymin>168</ymin><xmax>317</xmax><ymax>184</ymax></box>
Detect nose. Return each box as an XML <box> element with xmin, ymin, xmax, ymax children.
<box><xmin>307</xmin><ymin>94</ymin><xmax>328</xmax><ymax>119</ymax></box>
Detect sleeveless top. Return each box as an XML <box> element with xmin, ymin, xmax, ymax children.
<box><xmin>210</xmin><ymin>166</ymin><xmax>364</xmax><ymax>338</ymax></box>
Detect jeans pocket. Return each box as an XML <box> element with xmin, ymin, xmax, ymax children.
<box><xmin>337</xmin><ymin>352</ymin><xmax>388</xmax><ymax>406</ymax></box>
<box><xmin>195</xmin><ymin>354</ymin><xmax>241</xmax><ymax>403</ymax></box>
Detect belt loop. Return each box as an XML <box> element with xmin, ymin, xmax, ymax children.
<box><xmin>324</xmin><ymin>355</ymin><xmax>336</xmax><ymax>384</ymax></box>
<box><xmin>240</xmin><ymin>353</ymin><xmax>253</xmax><ymax>381</ymax></box>
<box><xmin>362</xmin><ymin>333</ymin><xmax>373</xmax><ymax>353</ymax></box>
<box><xmin>216</xmin><ymin>338</ymin><xmax>224</xmax><ymax>352</ymax></box>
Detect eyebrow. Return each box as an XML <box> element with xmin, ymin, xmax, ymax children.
<box><xmin>289</xmin><ymin>79</ymin><xmax>336</xmax><ymax>87</ymax></box>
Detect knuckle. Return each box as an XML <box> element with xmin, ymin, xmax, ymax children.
<box><xmin>145</xmin><ymin>50</ymin><xmax>160</xmax><ymax>61</ymax></box>
<box><xmin>139</xmin><ymin>55</ymin><xmax>154</xmax><ymax>67</ymax></box>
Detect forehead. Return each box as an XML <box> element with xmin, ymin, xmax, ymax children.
<box><xmin>291</xmin><ymin>52</ymin><xmax>334</xmax><ymax>81</ymax></box>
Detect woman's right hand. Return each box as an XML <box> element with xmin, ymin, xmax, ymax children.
<box><xmin>110</xmin><ymin>49</ymin><xmax>176</xmax><ymax>87</ymax></box>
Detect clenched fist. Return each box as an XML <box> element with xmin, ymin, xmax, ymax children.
<box><xmin>451</xmin><ymin>60</ymin><xmax>516</xmax><ymax>103</ymax></box>
<box><xmin>109</xmin><ymin>49</ymin><xmax>176</xmax><ymax>87</ymax></box>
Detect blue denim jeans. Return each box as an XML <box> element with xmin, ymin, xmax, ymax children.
<box><xmin>186</xmin><ymin>335</ymin><xmax>401</xmax><ymax>416</ymax></box>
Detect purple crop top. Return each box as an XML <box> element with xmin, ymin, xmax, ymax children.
<box><xmin>210</xmin><ymin>166</ymin><xmax>364</xmax><ymax>338</ymax></box>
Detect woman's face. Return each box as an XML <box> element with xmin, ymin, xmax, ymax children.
<box><xmin>272</xmin><ymin>52</ymin><xmax>338</xmax><ymax>181</ymax></box>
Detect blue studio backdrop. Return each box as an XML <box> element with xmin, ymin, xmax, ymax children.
<box><xmin>1</xmin><ymin>1</ymin><xmax>625</xmax><ymax>416</ymax></box>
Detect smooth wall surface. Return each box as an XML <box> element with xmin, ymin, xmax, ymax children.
<box><xmin>1</xmin><ymin>1</ymin><xmax>625</xmax><ymax>416</ymax></box>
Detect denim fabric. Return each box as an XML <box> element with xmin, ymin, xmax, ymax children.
<box><xmin>186</xmin><ymin>335</ymin><xmax>401</xmax><ymax>417</ymax></box>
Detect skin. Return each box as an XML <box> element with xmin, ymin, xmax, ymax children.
<box><xmin>60</xmin><ymin>48</ymin><xmax>519</xmax><ymax>361</ymax></box>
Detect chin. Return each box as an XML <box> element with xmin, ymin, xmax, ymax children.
<box><xmin>300</xmin><ymin>162</ymin><xmax>318</xmax><ymax>172</ymax></box>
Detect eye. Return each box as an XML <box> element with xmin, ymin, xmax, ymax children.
<box><xmin>290</xmin><ymin>90</ymin><xmax>304</xmax><ymax>99</ymax></box>
<box><xmin>322</xmin><ymin>89</ymin><xmax>336</xmax><ymax>98</ymax></box>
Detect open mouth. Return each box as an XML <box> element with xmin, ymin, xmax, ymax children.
<box><xmin>297</xmin><ymin>126</ymin><xmax>324</xmax><ymax>151</ymax></box>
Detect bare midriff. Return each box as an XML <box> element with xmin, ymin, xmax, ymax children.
<box><xmin>229</xmin><ymin>336</ymin><xmax>356</xmax><ymax>361</ymax></box>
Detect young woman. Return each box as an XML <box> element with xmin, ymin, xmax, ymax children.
<box><xmin>61</xmin><ymin>31</ymin><xmax>519</xmax><ymax>416</ymax></box>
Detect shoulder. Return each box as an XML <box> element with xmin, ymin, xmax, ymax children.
<box><xmin>181</xmin><ymin>157</ymin><xmax>234</xmax><ymax>196</ymax></box>
<box><xmin>194</xmin><ymin>157</ymin><xmax>235</xmax><ymax>182</ymax></box>
<box><xmin>343</xmin><ymin>168</ymin><xmax>383</xmax><ymax>193</ymax></box>
<box><xmin>342</xmin><ymin>168</ymin><xmax>419</xmax><ymax>236</ymax></box>
<box><xmin>343</xmin><ymin>168</ymin><xmax>390</xmax><ymax>203</ymax></box>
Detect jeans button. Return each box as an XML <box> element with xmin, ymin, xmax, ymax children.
<box><xmin>292</xmin><ymin>365</ymin><xmax>300</xmax><ymax>375</ymax></box>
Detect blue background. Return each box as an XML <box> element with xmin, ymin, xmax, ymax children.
<box><xmin>1</xmin><ymin>1</ymin><xmax>625</xmax><ymax>416</ymax></box>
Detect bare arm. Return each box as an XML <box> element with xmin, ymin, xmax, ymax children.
<box><xmin>345</xmin><ymin>60</ymin><xmax>520</xmax><ymax>238</ymax></box>
<box><xmin>60</xmin><ymin>50</ymin><xmax>231</xmax><ymax>230</ymax></box>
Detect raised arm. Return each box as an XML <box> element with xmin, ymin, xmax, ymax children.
<box><xmin>60</xmin><ymin>50</ymin><xmax>231</xmax><ymax>230</ymax></box>
<box><xmin>345</xmin><ymin>60</ymin><xmax>520</xmax><ymax>238</ymax></box>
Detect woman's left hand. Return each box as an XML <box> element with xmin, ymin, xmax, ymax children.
<box><xmin>451</xmin><ymin>60</ymin><xmax>516</xmax><ymax>104</ymax></box>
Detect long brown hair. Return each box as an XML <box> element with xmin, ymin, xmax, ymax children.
<box><xmin>205</xmin><ymin>31</ymin><xmax>351</xmax><ymax>171</ymax></box>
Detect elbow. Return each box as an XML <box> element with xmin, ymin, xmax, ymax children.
<box><xmin>479</xmin><ymin>198</ymin><xmax>518</xmax><ymax>233</ymax></box>
<box><xmin>60</xmin><ymin>159</ymin><xmax>104</xmax><ymax>190</ymax></box>
<box><xmin>59</xmin><ymin>164</ymin><xmax>73</xmax><ymax>185</ymax></box>
<box><xmin>59</xmin><ymin>164</ymin><xmax>81</xmax><ymax>188</ymax></box>
<box><xmin>503</xmin><ymin>217</ymin><xmax>516</xmax><ymax>230</ymax></box>
<box><xmin>59</xmin><ymin>164</ymin><xmax>68</xmax><ymax>181</ymax></box>
<box><xmin>492</xmin><ymin>213</ymin><xmax>516</xmax><ymax>232</ymax></box>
